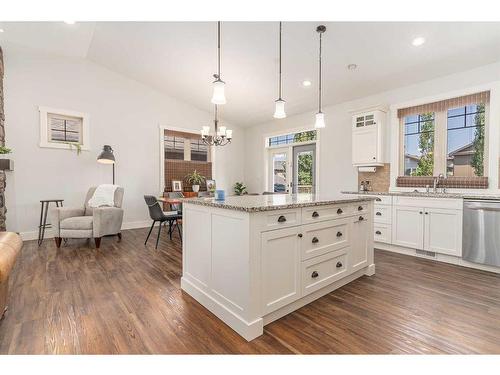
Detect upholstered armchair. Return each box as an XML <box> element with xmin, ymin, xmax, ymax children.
<box><xmin>50</xmin><ymin>186</ymin><xmax>124</xmax><ymax>248</ymax></box>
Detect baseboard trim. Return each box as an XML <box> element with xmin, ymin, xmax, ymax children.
<box><xmin>19</xmin><ymin>220</ymin><xmax>151</xmax><ymax>242</ymax></box>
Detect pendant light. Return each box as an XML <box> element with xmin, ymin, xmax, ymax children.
<box><xmin>273</xmin><ymin>22</ymin><xmax>286</xmax><ymax>119</ymax></box>
<box><xmin>314</xmin><ymin>25</ymin><xmax>326</xmax><ymax>129</ymax></box>
<box><xmin>211</xmin><ymin>21</ymin><xmax>226</xmax><ymax>105</ymax></box>
<box><xmin>201</xmin><ymin>105</ymin><xmax>232</xmax><ymax>146</ymax></box>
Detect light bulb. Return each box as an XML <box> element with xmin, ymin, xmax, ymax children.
<box><xmin>218</xmin><ymin>126</ymin><xmax>227</xmax><ymax>136</ymax></box>
<box><xmin>314</xmin><ymin>112</ymin><xmax>325</xmax><ymax>129</ymax></box>
<box><xmin>211</xmin><ymin>79</ymin><xmax>226</xmax><ymax>104</ymax></box>
<box><xmin>226</xmin><ymin>129</ymin><xmax>233</xmax><ymax>139</ymax></box>
<box><xmin>273</xmin><ymin>99</ymin><xmax>286</xmax><ymax>119</ymax></box>
<box><xmin>201</xmin><ymin>126</ymin><xmax>210</xmax><ymax>136</ymax></box>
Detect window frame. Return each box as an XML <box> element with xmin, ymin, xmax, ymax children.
<box><xmin>398</xmin><ymin>101</ymin><xmax>489</xmax><ymax>178</ymax></box>
<box><xmin>39</xmin><ymin>106</ymin><xmax>90</xmax><ymax>151</ymax></box>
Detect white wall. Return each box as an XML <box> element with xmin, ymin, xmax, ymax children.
<box><xmin>3</xmin><ymin>45</ymin><xmax>244</xmax><ymax>238</ymax></box>
<box><xmin>244</xmin><ymin>61</ymin><xmax>500</xmax><ymax>195</ymax></box>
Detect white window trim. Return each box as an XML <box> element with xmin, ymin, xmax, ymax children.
<box><xmin>262</xmin><ymin>127</ymin><xmax>321</xmax><ymax>195</ymax></box>
<box><xmin>39</xmin><ymin>106</ymin><xmax>90</xmax><ymax>151</ymax></box>
<box><xmin>389</xmin><ymin>82</ymin><xmax>500</xmax><ymax>192</ymax></box>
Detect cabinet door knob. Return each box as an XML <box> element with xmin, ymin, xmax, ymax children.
<box><xmin>425</xmin><ymin>212</ymin><xmax>428</xmax><ymax>215</ymax></box>
<box><xmin>311</xmin><ymin>271</ymin><xmax>319</xmax><ymax>278</ymax></box>
<box><xmin>359</xmin><ymin>216</ymin><xmax>364</xmax><ymax>221</ymax></box>
<box><xmin>337</xmin><ymin>208</ymin><xmax>343</xmax><ymax>214</ymax></box>
<box><xmin>376</xmin><ymin>212</ymin><xmax>382</xmax><ymax>216</ymax></box>
<box><xmin>298</xmin><ymin>233</ymin><xmax>303</xmax><ymax>238</ymax></box>
<box><xmin>375</xmin><ymin>230</ymin><xmax>382</xmax><ymax>235</ymax></box>
<box><xmin>358</xmin><ymin>206</ymin><xmax>363</xmax><ymax>211</ymax></box>
<box><xmin>312</xmin><ymin>237</ymin><xmax>319</xmax><ymax>244</ymax></box>
<box><xmin>277</xmin><ymin>215</ymin><xmax>286</xmax><ymax>223</ymax></box>
<box><xmin>419</xmin><ymin>211</ymin><xmax>423</xmax><ymax>214</ymax></box>
<box><xmin>375</xmin><ymin>198</ymin><xmax>382</xmax><ymax>202</ymax></box>
<box><xmin>372</xmin><ymin>157</ymin><xmax>376</xmax><ymax>160</ymax></box>
<box><xmin>336</xmin><ymin>231</ymin><xmax>342</xmax><ymax>237</ymax></box>
<box><xmin>312</xmin><ymin>211</ymin><xmax>319</xmax><ymax>218</ymax></box>
<box><xmin>336</xmin><ymin>262</ymin><xmax>343</xmax><ymax>268</ymax></box>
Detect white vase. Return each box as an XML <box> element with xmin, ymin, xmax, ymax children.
<box><xmin>192</xmin><ymin>185</ymin><xmax>200</xmax><ymax>193</ymax></box>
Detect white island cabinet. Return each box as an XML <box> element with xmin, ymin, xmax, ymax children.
<box><xmin>181</xmin><ymin>194</ymin><xmax>376</xmax><ymax>341</ymax></box>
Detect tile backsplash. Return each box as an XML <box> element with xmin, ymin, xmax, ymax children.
<box><xmin>358</xmin><ymin>164</ymin><xmax>390</xmax><ymax>192</ymax></box>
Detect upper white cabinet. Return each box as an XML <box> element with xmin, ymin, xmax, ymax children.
<box><xmin>351</xmin><ymin>109</ymin><xmax>386</xmax><ymax>166</ymax></box>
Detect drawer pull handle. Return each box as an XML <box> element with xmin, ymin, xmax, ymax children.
<box><xmin>419</xmin><ymin>211</ymin><xmax>423</xmax><ymax>215</ymax></box>
<box><xmin>375</xmin><ymin>198</ymin><xmax>382</xmax><ymax>202</ymax></box>
<box><xmin>311</xmin><ymin>271</ymin><xmax>319</xmax><ymax>278</ymax></box>
<box><xmin>336</xmin><ymin>262</ymin><xmax>343</xmax><ymax>268</ymax></box>
<box><xmin>359</xmin><ymin>216</ymin><xmax>364</xmax><ymax>221</ymax></box>
<box><xmin>312</xmin><ymin>211</ymin><xmax>319</xmax><ymax>218</ymax></box>
<box><xmin>358</xmin><ymin>206</ymin><xmax>363</xmax><ymax>211</ymax></box>
<box><xmin>277</xmin><ymin>215</ymin><xmax>287</xmax><ymax>223</ymax></box>
<box><xmin>375</xmin><ymin>230</ymin><xmax>382</xmax><ymax>235</ymax></box>
<box><xmin>298</xmin><ymin>233</ymin><xmax>303</xmax><ymax>238</ymax></box>
<box><xmin>336</xmin><ymin>231</ymin><xmax>342</xmax><ymax>237</ymax></box>
<box><xmin>312</xmin><ymin>237</ymin><xmax>319</xmax><ymax>244</ymax></box>
<box><xmin>376</xmin><ymin>212</ymin><xmax>382</xmax><ymax>216</ymax></box>
<box><xmin>337</xmin><ymin>208</ymin><xmax>343</xmax><ymax>214</ymax></box>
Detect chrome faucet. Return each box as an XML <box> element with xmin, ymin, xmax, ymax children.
<box><xmin>433</xmin><ymin>174</ymin><xmax>446</xmax><ymax>193</ymax></box>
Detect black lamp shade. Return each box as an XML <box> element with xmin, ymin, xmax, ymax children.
<box><xmin>97</xmin><ymin>145</ymin><xmax>115</xmax><ymax>164</ymax></box>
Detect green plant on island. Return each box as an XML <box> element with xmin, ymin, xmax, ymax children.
<box><xmin>234</xmin><ymin>182</ymin><xmax>247</xmax><ymax>196</ymax></box>
<box><xmin>185</xmin><ymin>170</ymin><xmax>206</xmax><ymax>185</ymax></box>
<box><xmin>0</xmin><ymin>146</ymin><xmax>12</xmax><ymax>154</ymax></box>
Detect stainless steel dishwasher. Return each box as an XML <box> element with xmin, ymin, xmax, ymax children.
<box><xmin>463</xmin><ymin>199</ymin><xmax>500</xmax><ymax>266</ymax></box>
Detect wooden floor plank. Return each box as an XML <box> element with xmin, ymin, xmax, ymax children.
<box><xmin>1</xmin><ymin>227</ymin><xmax>499</xmax><ymax>354</ymax></box>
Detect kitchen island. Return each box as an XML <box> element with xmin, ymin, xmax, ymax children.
<box><xmin>181</xmin><ymin>193</ymin><xmax>376</xmax><ymax>340</ymax></box>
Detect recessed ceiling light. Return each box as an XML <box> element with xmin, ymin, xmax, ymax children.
<box><xmin>0</xmin><ymin>29</ymin><xmax>4</xmax><ymax>33</ymax></box>
<box><xmin>302</xmin><ymin>80</ymin><xmax>312</xmax><ymax>87</ymax></box>
<box><xmin>64</xmin><ymin>20</ymin><xmax>76</xmax><ymax>25</ymax></box>
<box><xmin>412</xmin><ymin>37</ymin><xmax>425</xmax><ymax>46</ymax></box>
<box><xmin>347</xmin><ymin>64</ymin><xmax>357</xmax><ymax>70</ymax></box>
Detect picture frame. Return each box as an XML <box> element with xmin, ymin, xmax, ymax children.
<box><xmin>206</xmin><ymin>179</ymin><xmax>216</xmax><ymax>192</ymax></box>
<box><xmin>172</xmin><ymin>180</ymin><xmax>183</xmax><ymax>192</ymax></box>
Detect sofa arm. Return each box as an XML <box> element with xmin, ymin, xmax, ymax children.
<box><xmin>50</xmin><ymin>207</ymin><xmax>85</xmax><ymax>237</ymax></box>
<box><xmin>93</xmin><ymin>207</ymin><xmax>124</xmax><ymax>238</ymax></box>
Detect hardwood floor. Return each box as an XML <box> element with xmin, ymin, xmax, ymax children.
<box><xmin>1</xmin><ymin>227</ymin><xmax>500</xmax><ymax>354</ymax></box>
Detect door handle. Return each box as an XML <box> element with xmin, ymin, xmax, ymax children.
<box><xmin>376</xmin><ymin>212</ymin><xmax>382</xmax><ymax>216</ymax></box>
<box><xmin>312</xmin><ymin>211</ymin><xmax>319</xmax><ymax>218</ymax></box>
<box><xmin>337</xmin><ymin>208</ymin><xmax>343</xmax><ymax>214</ymax></box>
<box><xmin>358</xmin><ymin>216</ymin><xmax>364</xmax><ymax>221</ymax></box>
<box><xmin>358</xmin><ymin>206</ymin><xmax>363</xmax><ymax>211</ymax></box>
<box><xmin>336</xmin><ymin>231</ymin><xmax>342</xmax><ymax>237</ymax></box>
<box><xmin>336</xmin><ymin>262</ymin><xmax>343</xmax><ymax>268</ymax></box>
<box><xmin>375</xmin><ymin>230</ymin><xmax>382</xmax><ymax>235</ymax></box>
<box><xmin>312</xmin><ymin>237</ymin><xmax>319</xmax><ymax>244</ymax></box>
<box><xmin>311</xmin><ymin>271</ymin><xmax>319</xmax><ymax>278</ymax></box>
<box><xmin>277</xmin><ymin>215</ymin><xmax>286</xmax><ymax>223</ymax></box>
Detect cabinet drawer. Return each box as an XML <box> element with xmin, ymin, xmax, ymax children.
<box><xmin>301</xmin><ymin>204</ymin><xmax>353</xmax><ymax>224</ymax></box>
<box><xmin>367</xmin><ymin>195</ymin><xmax>392</xmax><ymax>205</ymax></box>
<box><xmin>258</xmin><ymin>209</ymin><xmax>301</xmax><ymax>231</ymax></box>
<box><xmin>394</xmin><ymin>196</ymin><xmax>462</xmax><ymax>209</ymax></box>
<box><xmin>374</xmin><ymin>223</ymin><xmax>392</xmax><ymax>244</ymax></box>
<box><xmin>302</xmin><ymin>252</ymin><xmax>348</xmax><ymax>296</ymax></box>
<box><xmin>301</xmin><ymin>218</ymin><xmax>350</xmax><ymax>260</ymax></box>
<box><xmin>374</xmin><ymin>205</ymin><xmax>392</xmax><ymax>224</ymax></box>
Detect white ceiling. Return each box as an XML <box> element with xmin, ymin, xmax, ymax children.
<box><xmin>2</xmin><ymin>21</ymin><xmax>500</xmax><ymax>127</ymax></box>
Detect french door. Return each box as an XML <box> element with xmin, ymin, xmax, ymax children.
<box><xmin>268</xmin><ymin>143</ymin><xmax>316</xmax><ymax>194</ymax></box>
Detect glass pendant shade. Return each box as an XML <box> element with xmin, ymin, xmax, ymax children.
<box><xmin>211</xmin><ymin>79</ymin><xmax>226</xmax><ymax>104</ymax></box>
<box><xmin>273</xmin><ymin>99</ymin><xmax>286</xmax><ymax>119</ymax></box>
<box><xmin>314</xmin><ymin>112</ymin><xmax>325</xmax><ymax>129</ymax></box>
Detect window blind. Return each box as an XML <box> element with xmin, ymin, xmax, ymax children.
<box><xmin>397</xmin><ymin>91</ymin><xmax>490</xmax><ymax>118</ymax></box>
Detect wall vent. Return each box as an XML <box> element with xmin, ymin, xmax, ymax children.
<box><xmin>416</xmin><ymin>249</ymin><xmax>436</xmax><ymax>258</ymax></box>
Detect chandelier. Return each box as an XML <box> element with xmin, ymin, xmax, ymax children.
<box><xmin>201</xmin><ymin>105</ymin><xmax>232</xmax><ymax>146</ymax></box>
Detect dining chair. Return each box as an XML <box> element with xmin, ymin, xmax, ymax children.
<box><xmin>144</xmin><ymin>195</ymin><xmax>181</xmax><ymax>249</ymax></box>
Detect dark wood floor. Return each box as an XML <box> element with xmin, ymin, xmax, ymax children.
<box><xmin>1</xmin><ymin>227</ymin><xmax>500</xmax><ymax>354</ymax></box>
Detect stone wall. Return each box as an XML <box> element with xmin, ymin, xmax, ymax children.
<box><xmin>0</xmin><ymin>46</ymin><xmax>6</xmax><ymax>231</ymax></box>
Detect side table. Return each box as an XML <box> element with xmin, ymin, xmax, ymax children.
<box><xmin>38</xmin><ymin>199</ymin><xmax>64</xmax><ymax>246</ymax></box>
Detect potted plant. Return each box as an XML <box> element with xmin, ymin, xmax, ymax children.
<box><xmin>185</xmin><ymin>170</ymin><xmax>206</xmax><ymax>193</ymax></box>
<box><xmin>0</xmin><ymin>146</ymin><xmax>12</xmax><ymax>159</ymax></box>
<box><xmin>234</xmin><ymin>182</ymin><xmax>247</xmax><ymax>196</ymax></box>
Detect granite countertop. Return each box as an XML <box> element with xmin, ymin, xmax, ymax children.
<box><xmin>342</xmin><ymin>191</ymin><xmax>500</xmax><ymax>200</ymax></box>
<box><xmin>183</xmin><ymin>193</ymin><xmax>376</xmax><ymax>213</ymax></box>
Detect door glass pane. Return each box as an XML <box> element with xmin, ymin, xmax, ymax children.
<box><xmin>296</xmin><ymin>151</ymin><xmax>314</xmax><ymax>194</ymax></box>
<box><xmin>272</xmin><ymin>153</ymin><xmax>287</xmax><ymax>192</ymax></box>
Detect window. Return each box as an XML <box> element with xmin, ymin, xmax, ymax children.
<box><xmin>39</xmin><ymin>106</ymin><xmax>90</xmax><ymax>151</ymax></box>
<box><xmin>403</xmin><ymin>113</ymin><xmax>435</xmax><ymax>176</ymax></box>
<box><xmin>268</xmin><ymin>130</ymin><xmax>316</xmax><ymax>147</ymax></box>
<box><xmin>447</xmin><ymin>104</ymin><xmax>485</xmax><ymax>177</ymax></box>
<box><xmin>398</xmin><ymin>91</ymin><xmax>490</xmax><ymax>184</ymax></box>
<box><xmin>190</xmin><ymin>139</ymin><xmax>209</xmax><ymax>162</ymax></box>
<box><xmin>165</xmin><ymin>136</ymin><xmax>185</xmax><ymax>160</ymax></box>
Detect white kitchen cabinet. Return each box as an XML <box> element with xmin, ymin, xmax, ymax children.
<box><xmin>261</xmin><ymin>226</ymin><xmax>301</xmax><ymax>314</ymax></box>
<box><xmin>352</xmin><ymin>109</ymin><xmax>386</xmax><ymax>166</ymax></box>
<box><xmin>350</xmin><ymin>213</ymin><xmax>370</xmax><ymax>272</ymax></box>
<box><xmin>424</xmin><ymin>208</ymin><xmax>463</xmax><ymax>256</ymax></box>
<box><xmin>392</xmin><ymin>205</ymin><xmax>424</xmax><ymax>249</ymax></box>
